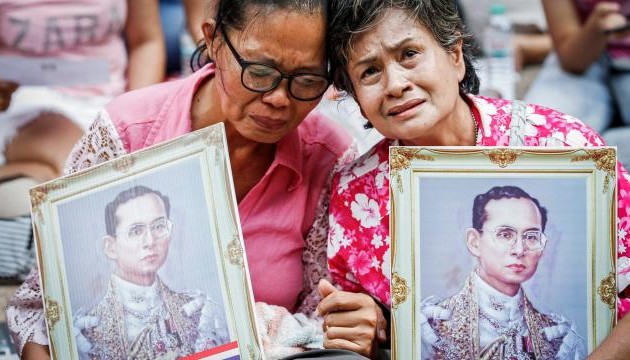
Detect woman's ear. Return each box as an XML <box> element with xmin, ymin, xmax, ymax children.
<box><xmin>465</xmin><ymin>228</ymin><xmax>481</xmax><ymax>257</ymax></box>
<box><xmin>202</xmin><ymin>19</ymin><xmax>218</xmax><ymax>59</ymax></box>
<box><xmin>450</xmin><ymin>37</ymin><xmax>466</xmax><ymax>82</ymax></box>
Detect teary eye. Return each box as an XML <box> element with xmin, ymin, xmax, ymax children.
<box><xmin>403</xmin><ymin>49</ymin><xmax>419</xmax><ymax>58</ymax></box>
<box><xmin>248</xmin><ymin>65</ymin><xmax>276</xmax><ymax>78</ymax></box>
<box><xmin>361</xmin><ymin>66</ymin><xmax>379</xmax><ymax>80</ymax></box>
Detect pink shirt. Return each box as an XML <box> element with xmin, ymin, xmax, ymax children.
<box><xmin>6</xmin><ymin>64</ymin><xmax>352</xmax><ymax>353</ymax></box>
<box><xmin>0</xmin><ymin>0</ymin><xmax>128</xmax><ymax>96</ymax></box>
<box><xmin>103</xmin><ymin>64</ymin><xmax>351</xmax><ymax>311</ymax></box>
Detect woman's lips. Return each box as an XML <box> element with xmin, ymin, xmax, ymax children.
<box><xmin>250</xmin><ymin>115</ymin><xmax>286</xmax><ymax>130</ymax></box>
<box><xmin>387</xmin><ymin>99</ymin><xmax>424</xmax><ymax>118</ymax></box>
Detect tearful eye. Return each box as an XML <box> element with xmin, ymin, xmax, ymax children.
<box><xmin>361</xmin><ymin>66</ymin><xmax>379</xmax><ymax>80</ymax></box>
<box><xmin>293</xmin><ymin>75</ymin><xmax>326</xmax><ymax>87</ymax></box>
<box><xmin>247</xmin><ymin>65</ymin><xmax>276</xmax><ymax>78</ymax></box>
<box><xmin>403</xmin><ymin>49</ymin><xmax>419</xmax><ymax>58</ymax></box>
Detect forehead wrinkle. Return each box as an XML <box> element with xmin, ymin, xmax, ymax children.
<box><xmin>229</xmin><ymin>12</ymin><xmax>325</xmax><ymax>73</ymax></box>
<box><xmin>347</xmin><ymin>8</ymin><xmax>428</xmax><ymax>68</ymax></box>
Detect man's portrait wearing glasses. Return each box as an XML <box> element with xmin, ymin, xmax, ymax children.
<box><xmin>75</xmin><ymin>185</ymin><xmax>228</xmax><ymax>359</ymax></box>
<box><xmin>421</xmin><ymin>185</ymin><xmax>586</xmax><ymax>360</ymax></box>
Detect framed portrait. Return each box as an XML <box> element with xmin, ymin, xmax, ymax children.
<box><xmin>31</xmin><ymin>123</ymin><xmax>262</xmax><ymax>359</ymax></box>
<box><xmin>390</xmin><ymin>147</ymin><xmax>617</xmax><ymax>360</ymax></box>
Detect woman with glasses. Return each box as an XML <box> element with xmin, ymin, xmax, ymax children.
<box><xmin>7</xmin><ymin>0</ymin><xmax>356</xmax><ymax>359</ymax></box>
<box><xmin>317</xmin><ymin>0</ymin><xmax>630</xmax><ymax>358</ymax></box>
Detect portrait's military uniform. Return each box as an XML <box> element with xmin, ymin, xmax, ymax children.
<box><xmin>428</xmin><ymin>273</ymin><xmax>584</xmax><ymax>360</ymax></box>
<box><xmin>82</xmin><ymin>275</ymin><xmax>227</xmax><ymax>360</ymax></box>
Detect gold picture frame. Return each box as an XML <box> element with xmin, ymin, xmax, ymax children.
<box><xmin>390</xmin><ymin>147</ymin><xmax>617</xmax><ymax>359</ymax></box>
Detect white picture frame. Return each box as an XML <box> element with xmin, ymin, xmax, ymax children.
<box><xmin>31</xmin><ymin>123</ymin><xmax>262</xmax><ymax>359</ymax></box>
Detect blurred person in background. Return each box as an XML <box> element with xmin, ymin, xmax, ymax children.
<box><xmin>458</xmin><ymin>0</ymin><xmax>553</xmax><ymax>72</ymax></box>
<box><xmin>0</xmin><ymin>0</ymin><xmax>165</xmax><ymax>280</ymax></box>
<box><xmin>525</xmin><ymin>0</ymin><xmax>630</xmax><ymax>168</ymax></box>
<box><xmin>160</xmin><ymin>0</ymin><xmax>211</xmax><ymax>75</ymax></box>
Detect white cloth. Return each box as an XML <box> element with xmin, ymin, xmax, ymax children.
<box><xmin>473</xmin><ymin>272</ymin><xmax>529</xmax><ymax>357</ymax></box>
<box><xmin>0</xmin><ymin>86</ymin><xmax>110</xmax><ymax>165</ymax></box>
<box><xmin>255</xmin><ymin>302</ymin><xmax>324</xmax><ymax>360</ymax></box>
<box><xmin>111</xmin><ymin>274</ymin><xmax>166</xmax><ymax>344</ymax></box>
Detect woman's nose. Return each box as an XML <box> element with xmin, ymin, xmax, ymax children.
<box><xmin>384</xmin><ymin>65</ymin><xmax>412</xmax><ymax>98</ymax></box>
<box><xmin>262</xmin><ymin>79</ymin><xmax>291</xmax><ymax>108</ymax></box>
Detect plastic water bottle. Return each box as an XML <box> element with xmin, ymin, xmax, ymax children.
<box><xmin>482</xmin><ymin>3</ymin><xmax>516</xmax><ymax>99</ymax></box>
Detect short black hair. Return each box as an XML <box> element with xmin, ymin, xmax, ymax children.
<box><xmin>104</xmin><ymin>185</ymin><xmax>171</xmax><ymax>236</ymax></box>
<box><xmin>472</xmin><ymin>186</ymin><xmax>547</xmax><ymax>232</ymax></box>
<box><xmin>191</xmin><ymin>0</ymin><xmax>329</xmax><ymax>71</ymax></box>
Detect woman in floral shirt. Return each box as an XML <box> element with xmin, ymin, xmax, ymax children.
<box><xmin>316</xmin><ymin>0</ymin><xmax>630</xmax><ymax>358</ymax></box>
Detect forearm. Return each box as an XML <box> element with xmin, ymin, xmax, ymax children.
<box><xmin>552</xmin><ymin>25</ymin><xmax>608</xmax><ymax>73</ymax></box>
<box><xmin>542</xmin><ymin>0</ymin><xmax>614</xmax><ymax>73</ymax></box>
<box><xmin>588</xmin><ymin>314</ymin><xmax>630</xmax><ymax>359</ymax></box>
<box><xmin>124</xmin><ymin>0</ymin><xmax>165</xmax><ymax>90</ymax></box>
<box><xmin>126</xmin><ymin>40</ymin><xmax>165</xmax><ymax>90</ymax></box>
<box><xmin>514</xmin><ymin>34</ymin><xmax>552</xmax><ymax>66</ymax></box>
<box><xmin>21</xmin><ymin>343</ymin><xmax>50</xmax><ymax>360</ymax></box>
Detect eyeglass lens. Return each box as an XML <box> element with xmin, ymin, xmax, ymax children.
<box><xmin>492</xmin><ymin>226</ymin><xmax>545</xmax><ymax>250</ymax></box>
<box><xmin>221</xmin><ymin>29</ymin><xmax>329</xmax><ymax>101</ymax></box>
<box><xmin>126</xmin><ymin>218</ymin><xmax>171</xmax><ymax>241</ymax></box>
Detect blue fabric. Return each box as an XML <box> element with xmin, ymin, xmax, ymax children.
<box><xmin>603</xmin><ymin>127</ymin><xmax>630</xmax><ymax>171</ymax></box>
<box><xmin>524</xmin><ymin>53</ymin><xmax>616</xmax><ymax>132</ymax></box>
<box><xmin>0</xmin><ymin>215</ymin><xmax>35</xmax><ymax>280</ymax></box>
<box><xmin>525</xmin><ymin>52</ymin><xmax>630</xmax><ymax>170</ymax></box>
<box><xmin>159</xmin><ymin>0</ymin><xmax>185</xmax><ymax>74</ymax></box>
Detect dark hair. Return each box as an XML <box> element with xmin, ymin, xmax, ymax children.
<box><xmin>190</xmin><ymin>0</ymin><xmax>329</xmax><ymax>71</ymax></box>
<box><xmin>105</xmin><ymin>186</ymin><xmax>171</xmax><ymax>236</ymax></box>
<box><xmin>327</xmin><ymin>0</ymin><xmax>480</xmax><ymax>99</ymax></box>
<box><xmin>472</xmin><ymin>186</ymin><xmax>548</xmax><ymax>232</ymax></box>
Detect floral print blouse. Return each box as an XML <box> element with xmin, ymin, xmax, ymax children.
<box><xmin>328</xmin><ymin>95</ymin><xmax>630</xmax><ymax>318</ymax></box>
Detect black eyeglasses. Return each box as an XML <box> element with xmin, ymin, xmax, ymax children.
<box><xmin>220</xmin><ymin>29</ymin><xmax>330</xmax><ymax>101</ymax></box>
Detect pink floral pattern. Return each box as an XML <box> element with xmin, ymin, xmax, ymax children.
<box><xmin>328</xmin><ymin>95</ymin><xmax>630</xmax><ymax>318</ymax></box>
